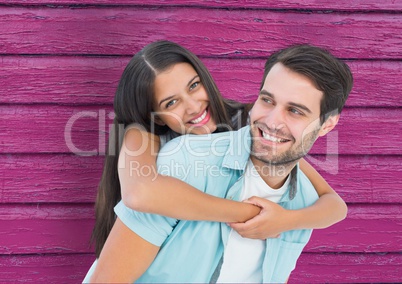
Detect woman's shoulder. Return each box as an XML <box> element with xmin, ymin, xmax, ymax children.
<box><xmin>123</xmin><ymin>124</ymin><xmax>161</xmax><ymax>148</ymax></box>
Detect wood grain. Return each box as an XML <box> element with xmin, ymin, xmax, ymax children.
<box><xmin>0</xmin><ymin>205</ymin><xmax>94</xmax><ymax>254</ymax></box>
<box><xmin>291</xmin><ymin>252</ymin><xmax>402</xmax><ymax>283</ymax></box>
<box><xmin>0</xmin><ymin>154</ymin><xmax>102</xmax><ymax>203</ymax></box>
<box><xmin>309</xmin><ymin>155</ymin><xmax>402</xmax><ymax>204</ymax></box>
<box><xmin>3</xmin><ymin>0</ymin><xmax>402</xmax><ymax>11</ymax></box>
<box><xmin>0</xmin><ymin>7</ymin><xmax>401</xmax><ymax>58</ymax></box>
<box><xmin>306</xmin><ymin>204</ymin><xmax>402</xmax><ymax>253</ymax></box>
<box><xmin>0</xmin><ymin>253</ymin><xmax>94</xmax><ymax>283</ymax></box>
<box><xmin>1</xmin><ymin>252</ymin><xmax>400</xmax><ymax>283</ymax></box>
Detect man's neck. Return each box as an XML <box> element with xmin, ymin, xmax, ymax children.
<box><xmin>250</xmin><ymin>156</ymin><xmax>298</xmax><ymax>189</ymax></box>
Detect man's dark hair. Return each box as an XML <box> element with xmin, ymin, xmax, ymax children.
<box><xmin>261</xmin><ymin>44</ymin><xmax>353</xmax><ymax>124</ymax></box>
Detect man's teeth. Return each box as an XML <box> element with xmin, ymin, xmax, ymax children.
<box><xmin>262</xmin><ymin>131</ymin><xmax>287</xmax><ymax>143</ymax></box>
<box><xmin>191</xmin><ymin>110</ymin><xmax>207</xmax><ymax>124</ymax></box>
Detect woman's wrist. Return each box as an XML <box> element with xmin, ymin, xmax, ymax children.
<box><xmin>237</xmin><ymin>202</ymin><xmax>260</xmax><ymax>223</ymax></box>
<box><xmin>285</xmin><ymin>208</ymin><xmax>303</xmax><ymax>231</ymax></box>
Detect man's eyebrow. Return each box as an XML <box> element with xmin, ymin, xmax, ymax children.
<box><xmin>260</xmin><ymin>89</ymin><xmax>312</xmax><ymax>114</ymax></box>
<box><xmin>259</xmin><ymin>89</ymin><xmax>273</xmax><ymax>97</ymax></box>
<box><xmin>288</xmin><ymin>102</ymin><xmax>312</xmax><ymax>114</ymax></box>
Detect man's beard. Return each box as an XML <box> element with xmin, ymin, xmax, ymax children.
<box><xmin>251</xmin><ymin>128</ymin><xmax>320</xmax><ymax>167</ymax></box>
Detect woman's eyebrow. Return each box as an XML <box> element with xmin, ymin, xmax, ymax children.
<box><xmin>187</xmin><ymin>75</ymin><xmax>199</xmax><ymax>87</ymax></box>
<box><xmin>158</xmin><ymin>95</ymin><xmax>175</xmax><ymax>107</ymax></box>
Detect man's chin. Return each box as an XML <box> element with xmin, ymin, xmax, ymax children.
<box><xmin>252</xmin><ymin>152</ymin><xmax>303</xmax><ymax>167</ymax></box>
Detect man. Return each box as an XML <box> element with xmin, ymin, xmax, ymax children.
<box><xmin>87</xmin><ymin>44</ymin><xmax>353</xmax><ymax>283</ymax></box>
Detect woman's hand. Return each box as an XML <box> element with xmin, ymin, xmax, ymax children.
<box><xmin>228</xmin><ymin>196</ymin><xmax>293</xmax><ymax>239</ymax></box>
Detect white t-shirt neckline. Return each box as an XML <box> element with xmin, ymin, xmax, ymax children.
<box><xmin>217</xmin><ymin>159</ymin><xmax>290</xmax><ymax>283</ymax></box>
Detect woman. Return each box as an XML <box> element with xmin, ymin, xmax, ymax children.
<box><xmin>88</xmin><ymin>40</ymin><xmax>347</xmax><ymax>280</ymax></box>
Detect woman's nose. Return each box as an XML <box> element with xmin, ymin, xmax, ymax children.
<box><xmin>184</xmin><ymin>96</ymin><xmax>202</xmax><ymax>115</ymax></box>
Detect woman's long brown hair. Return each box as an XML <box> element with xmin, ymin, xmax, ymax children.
<box><xmin>91</xmin><ymin>40</ymin><xmax>248</xmax><ymax>257</ymax></box>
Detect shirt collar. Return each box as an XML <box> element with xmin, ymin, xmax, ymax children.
<box><xmin>221</xmin><ymin>126</ymin><xmax>252</xmax><ymax>171</ymax></box>
<box><xmin>280</xmin><ymin>164</ymin><xmax>298</xmax><ymax>202</ymax></box>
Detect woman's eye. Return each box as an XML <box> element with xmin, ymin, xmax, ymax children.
<box><xmin>189</xmin><ymin>81</ymin><xmax>199</xmax><ymax>91</ymax></box>
<box><xmin>165</xmin><ymin>99</ymin><xmax>177</xmax><ymax>108</ymax></box>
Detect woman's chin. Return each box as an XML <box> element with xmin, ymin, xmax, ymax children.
<box><xmin>187</xmin><ymin>124</ymin><xmax>217</xmax><ymax>135</ymax></box>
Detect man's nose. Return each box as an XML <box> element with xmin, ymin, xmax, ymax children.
<box><xmin>263</xmin><ymin>107</ymin><xmax>285</xmax><ymax>131</ymax></box>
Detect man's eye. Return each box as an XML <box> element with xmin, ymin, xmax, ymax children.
<box><xmin>189</xmin><ymin>82</ymin><xmax>199</xmax><ymax>90</ymax></box>
<box><xmin>166</xmin><ymin>99</ymin><xmax>177</xmax><ymax>108</ymax></box>
<box><xmin>262</xmin><ymin>97</ymin><xmax>272</xmax><ymax>104</ymax></box>
<box><xmin>290</xmin><ymin>108</ymin><xmax>302</xmax><ymax>115</ymax></box>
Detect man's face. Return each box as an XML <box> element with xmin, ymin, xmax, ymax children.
<box><xmin>249</xmin><ymin>63</ymin><xmax>327</xmax><ymax>167</ymax></box>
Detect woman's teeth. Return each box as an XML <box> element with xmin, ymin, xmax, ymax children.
<box><xmin>190</xmin><ymin>110</ymin><xmax>207</xmax><ymax>124</ymax></box>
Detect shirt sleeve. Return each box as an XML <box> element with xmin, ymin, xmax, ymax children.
<box><xmin>156</xmin><ymin>135</ymin><xmax>189</xmax><ymax>180</ymax></box>
<box><xmin>114</xmin><ymin>137</ymin><xmax>189</xmax><ymax>247</ymax></box>
<box><xmin>114</xmin><ymin>201</ymin><xmax>177</xmax><ymax>247</ymax></box>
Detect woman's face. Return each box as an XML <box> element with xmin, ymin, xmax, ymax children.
<box><xmin>152</xmin><ymin>62</ymin><xmax>217</xmax><ymax>135</ymax></box>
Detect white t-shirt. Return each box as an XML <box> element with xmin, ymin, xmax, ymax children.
<box><xmin>217</xmin><ymin>159</ymin><xmax>289</xmax><ymax>283</ymax></box>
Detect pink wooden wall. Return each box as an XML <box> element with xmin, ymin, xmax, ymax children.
<box><xmin>1</xmin><ymin>0</ymin><xmax>401</xmax><ymax>282</ymax></box>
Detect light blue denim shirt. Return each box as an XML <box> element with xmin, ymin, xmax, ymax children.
<box><xmin>83</xmin><ymin>126</ymin><xmax>319</xmax><ymax>283</ymax></box>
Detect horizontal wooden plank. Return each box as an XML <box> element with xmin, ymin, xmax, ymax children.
<box><xmin>306</xmin><ymin>204</ymin><xmax>402</xmax><ymax>253</ymax></box>
<box><xmin>309</xmin><ymin>107</ymin><xmax>401</xmax><ymax>155</ymax></box>
<box><xmin>291</xmin><ymin>252</ymin><xmax>402</xmax><ymax>283</ymax></box>
<box><xmin>0</xmin><ymin>56</ymin><xmax>124</xmax><ymax>105</ymax></box>
<box><xmin>308</xmin><ymin>155</ymin><xmax>402</xmax><ymax>204</ymax></box>
<box><xmin>3</xmin><ymin>0</ymin><xmax>402</xmax><ymax>12</ymax></box>
<box><xmin>0</xmin><ymin>106</ymin><xmax>400</xmax><ymax>155</ymax></box>
<box><xmin>0</xmin><ymin>204</ymin><xmax>94</xmax><ymax>254</ymax></box>
<box><xmin>0</xmin><ymin>204</ymin><xmax>400</xmax><ymax>254</ymax></box>
<box><xmin>0</xmin><ymin>253</ymin><xmax>94</xmax><ymax>283</ymax></box>
<box><xmin>0</xmin><ymin>203</ymin><xmax>93</xmax><ymax>220</ymax></box>
<box><xmin>1</xmin><ymin>56</ymin><xmax>401</xmax><ymax>107</ymax></box>
<box><xmin>0</xmin><ymin>7</ymin><xmax>401</xmax><ymax>58</ymax></box>
<box><xmin>0</xmin><ymin>252</ymin><xmax>400</xmax><ymax>283</ymax></box>
<box><xmin>0</xmin><ymin>154</ymin><xmax>102</xmax><ymax>203</ymax></box>
<box><xmin>0</xmin><ymin>252</ymin><xmax>399</xmax><ymax>283</ymax></box>
<box><xmin>0</xmin><ymin>105</ymin><xmax>114</xmax><ymax>155</ymax></box>
<box><xmin>1</xmin><ymin>154</ymin><xmax>401</xmax><ymax>204</ymax></box>
<box><xmin>0</xmin><ymin>219</ymin><xmax>94</xmax><ymax>254</ymax></box>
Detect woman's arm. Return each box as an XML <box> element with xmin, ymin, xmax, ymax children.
<box><xmin>119</xmin><ymin>126</ymin><xmax>260</xmax><ymax>223</ymax></box>
<box><xmin>295</xmin><ymin>158</ymin><xmax>348</xmax><ymax>228</ymax></box>
<box><xmin>229</xmin><ymin>158</ymin><xmax>347</xmax><ymax>239</ymax></box>
<box><xmin>90</xmin><ymin>218</ymin><xmax>159</xmax><ymax>282</ymax></box>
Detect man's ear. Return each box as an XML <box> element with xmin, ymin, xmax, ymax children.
<box><xmin>318</xmin><ymin>114</ymin><xmax>340</xmax><ymax>137</ymax></box>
